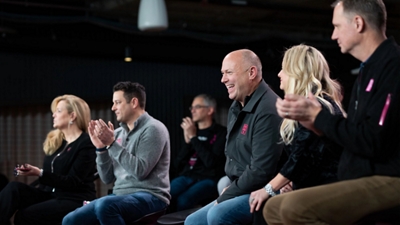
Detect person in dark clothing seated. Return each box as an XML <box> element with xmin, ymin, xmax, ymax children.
<box><xmin>185</xmin><ymin>49</ymin><xmax>283</xmax><ymax>225</ymax></box>
<box><xmin>265</xmin><ymin>1</ymin><xmax>400</xmax><ymax>224</ymax></box>
<box><xmin>171</xmin><ymin>94</ymin><xmax>227</xmax><ymax>212</ymax></box>
<box><xmin>0</xmin><ymin>173</ymin><xmax>8</xmax><ymax>191</ymax></box>
<box><xmin>249</xmin><ymin>44</ymin><xmax>346</xmax><ymax>219</ymax></box>
<box><xmin>0</xmin><ymin>95</ymin><xmax>96</xmax><ymax>225</ymax></box>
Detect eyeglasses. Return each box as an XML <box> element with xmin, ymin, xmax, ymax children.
<box><xmin>189</xmin><ymin>105</ymin><xmax>209</xmax><ymax>111</ymax></box>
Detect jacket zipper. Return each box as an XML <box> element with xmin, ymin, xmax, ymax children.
<box><xmin>50</xmin><ymin>144</ymin><xmax>69</xmax><ymax>192</ymax></box>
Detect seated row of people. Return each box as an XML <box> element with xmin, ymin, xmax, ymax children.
<box><xmin>0</xmin><ymin>82</ymin><xmax>171</xmax><ymax>225</ymax></box>
<box><xmin>2</xmin><ymin>1</ymin><xmax>400</xmax><ymax>223</ymax></box>
<box><xmin>185</xmin><ymin>45</ymin><xmax>346</xmax><ymax>225</ymax></box>
<box><xmin>187</xmin><ymin>0</ymin><xmax>400</xmax><ymax>224</ymax></box>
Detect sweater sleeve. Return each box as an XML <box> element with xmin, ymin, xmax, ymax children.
<box><xmin>106</xmin><ymin>123</ymin><xmax>169</xmax><ymax>181</ymax></box>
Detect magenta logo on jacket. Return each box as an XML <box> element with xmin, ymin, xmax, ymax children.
<box><xmin>241</xmin><ymin>124</ymin><xmax>248</xmax><ymax>135</ymax></box>
<box><xmin>209</xmin><ymin>134</ymin><xmax>217</xmax><ymax>144</ymax></box>
<box><xmin>116</xmin><ymin>138</ymin><xmax>122</xmax><ymax>144</ymax></box>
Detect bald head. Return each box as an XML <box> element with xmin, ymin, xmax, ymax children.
<box><xmin>221</xmin><ymin>49</ymin><xmax>263</xmax><ymax>106</ymax></box>
<box><xmin>224</xmin><ymin>49</ymin><xmax>262</xmax><ymax>78</ymax></box>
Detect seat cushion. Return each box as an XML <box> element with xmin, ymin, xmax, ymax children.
<box><xmin>157</xmin><ymin>207</ymin><xmax>201</xmax><ymax>225</ymax></box>
<box><xmin>354</xmin><ymin>205</ymin><xmax>400</xmax><ymax>225</ymax></box>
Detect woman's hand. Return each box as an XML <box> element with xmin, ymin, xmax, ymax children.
<box><xmin>16</xmin><ymin>164</ymin><xmax>41</xmax><ymax>177</ymax></box>
<box><xmin>280</xmin><ymin>182</ymin><xmax>293</xmax><ymax>194</ymax></box>
<box><xmin>249</xmin><ymin>188</ymin><xmax>270</xmax><ymax>213</ymax></box>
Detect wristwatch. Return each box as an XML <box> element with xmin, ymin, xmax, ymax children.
<box><xmin>106</xmin><ymin>140</ymin><xmax>115</xmax><ymax>149</ymax></box>
<box><xmin>264</xmin><ymin>183</ymin><xmax>277</xmax><ymax>197</ymax></box>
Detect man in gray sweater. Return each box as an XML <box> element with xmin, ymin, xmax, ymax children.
<box><xmin>63</xmin><ymin>81</ymin><xmax>170</xmax><ymax>225</ymax></box>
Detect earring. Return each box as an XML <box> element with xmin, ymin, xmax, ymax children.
<box><xmin>69</xmin><ymin>121</ymin><xmax>73</xmax><ymax>125</ymax></box>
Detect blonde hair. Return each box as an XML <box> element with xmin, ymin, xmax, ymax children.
<box><xmin>280</xmin><ymin>44</ymin><xmax>346</xmax><ymax>144</ymax></box>
<box><xmin>43</xmin><ymin>95</ymin><xmax>91</xmax><ymax>155</ymax></box>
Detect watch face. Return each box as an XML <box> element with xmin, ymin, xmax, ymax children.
<box><xmin>265</xmin><ymin>184</ymin><xmax>277</xmax><ymax>196</ymax></box>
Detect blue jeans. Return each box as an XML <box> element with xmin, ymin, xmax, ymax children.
<box><xmin>62</xmin><ymin>192</ymin><xmax>167</xmax><ymax>225</ymax></box>
<box><xmin>184</xmin><ymin>194</ymin><xmax>252</xmax><ymax>225</ymax></box>
<box><xmin>171</xmin><ymin>176</ymin><xmax>218</xmax><ymax>211</ymax></box>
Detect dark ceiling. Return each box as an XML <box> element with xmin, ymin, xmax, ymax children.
<box><xmin>1</xmin><ymin>0</ymin><xmax>400</xmax><ymax>64</ymax></box>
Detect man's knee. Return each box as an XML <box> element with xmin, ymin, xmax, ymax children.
<box><xmin>94</xmin><ymin>196</ymin><xmax>117</xmax><ymax>214</ymax></box>
<box><xmin>206</xmin><ymin>207</ymin><xmax>223</xmax><ymax>225</ymax></box>
<box><xmin>184</xmin><ymin>211</ymin><xmax>198</xmax><ymax>224</ymax></box>
<box><xmin>277</xmin><ymin>194</ymin><xmax>310</xmax><ymax>223</ymax></box>
<box><xmin>264</xmin><ymin>196</ymin><xmax>280</xmax><ymax>213</ymax></box>
<box><xmin>264</xmin><ymin>194</ymin><xmax>305</xmax><ymax>223</ymax></box>
<box><xmin>206</xmin><ymin>204</ymin><xmax>239</xmax><ymax>225</ymax></box>
<box><xmin>61</xmin><ymin>212</ymin><xmax>75</xmax><ymax>225</ymax></box>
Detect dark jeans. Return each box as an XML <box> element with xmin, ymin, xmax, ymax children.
<box><xmin>0</xmin><ymin>181</ymin><xmax>81</xmax><ymax>225</ymax></box>
<box><xmin>170</xmin><ymin>176</ymin><xmax>218</xmax><ymax>211</ymax></box>
<box><xmin>62</xmin><ymin>191</ymin><xmax>167</xmax><ymax>225</ymax></box>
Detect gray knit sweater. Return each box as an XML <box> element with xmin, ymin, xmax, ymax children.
<box><xmin>96</xmin><ymin>112</ymin><xmax>171</xmax><ymax>204</ymax></box>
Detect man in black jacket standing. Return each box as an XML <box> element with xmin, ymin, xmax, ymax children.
<box><xmin>171</xmin><ymin>94</ymin><xmax>227</xmax><ymax>212</ymax></box>
<box><xmin>185</xmin><ymin>49</ymin><xmax>283</xmax><ymax>225</ymax></box>
<box><xmin>265</xmin><ymin>0</ymin><xmax>400</xmax><ymax>224</ymax></box>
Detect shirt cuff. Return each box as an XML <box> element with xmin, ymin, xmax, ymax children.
<box><xmin>96</xmin><ymin>147</ymin><xmax>108</xmax><ymax>153</ymax></box>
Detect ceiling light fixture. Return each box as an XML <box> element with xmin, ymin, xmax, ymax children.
<box><xmin>125</xmin><ymin>46</ymin><xmax>132</xmax><ymax>62</ymax></box>
<box><xmin>231</xmin><ymin>0</ymin><xmax>247</xmax><ymax>5</ymax></box>
<box><xmin>138</xmin><ymin>0</ymin><xmax>168</xmax><ymax>32</ymax></box>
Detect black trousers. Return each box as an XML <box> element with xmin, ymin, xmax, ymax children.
<box><xmin>253</xmin><ymin>201</ymin><xmax>268</xmax><ymax>225</ymax></box>
<box><xmin>0</xmin><ymin>181</ymin><xmax>82</xmax><ymax>225</ymax></box>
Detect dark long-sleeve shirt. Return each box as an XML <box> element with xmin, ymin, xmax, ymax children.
<box><xmin>175</xmin><ymin>121</ymin><xmax>227</xmax><ymax>181</ymax></box>
<box><xmin>39</xmin><ymin>132</ymin><xmax>97</xmax><ymax>201</ymax></box>
<box><xmin>315</xmin><ymin>37</ymin><xmax>400</xmax><ymax>180</ymax></box>
<box><xmin>280</xmin><ymin>97</ymin><xmax>343</xmax><ymax>190</ymax></box>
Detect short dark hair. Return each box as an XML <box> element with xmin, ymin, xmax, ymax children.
<box><xmin>331</xmin><ymin>0</ymin><xmax>387</xmax><ymax>32</ymax></box>
<box><xmin>113</xmin><ymin>81</ymin><xmax>146</xmax><ymax>109</ymax></box>
<box><xmin>195</xmin><ymin>93</ymin><xmax>217</xmax><ymax>114</ymax></box>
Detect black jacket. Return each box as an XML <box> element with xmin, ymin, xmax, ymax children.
<box><xmin>38</xmin><ymin>132</ymin><xmax>97</xmax><ymax>201</ymax></box>
<box><xmin>281</xmin><ymin>97</ymin><xmax>343</xmax><ymax>190</ymax></box>
<box><xmin>217</xmin><ymin>80</ymin><xmax>283</xmax><ymax>203</ymax></box>
<box><xmin>315</xmin><ymin>37</ymin><xmax>400</xmax><ymax>180</ymax></box>
<box><xmin>175</xmin><ymin>121</ymin><xmax>227</xmax><ymax>181</ymax></box>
